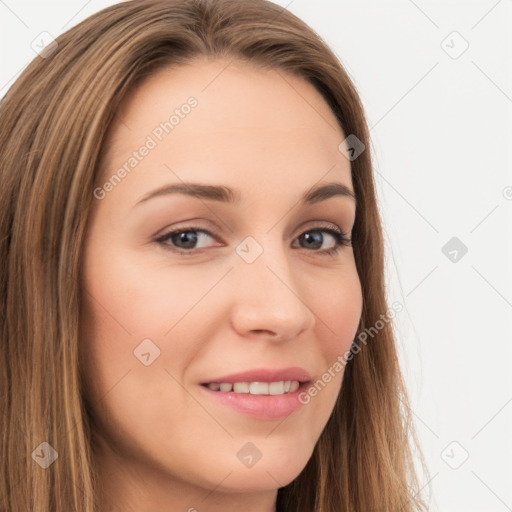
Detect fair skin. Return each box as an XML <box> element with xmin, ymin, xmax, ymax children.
<box><xmin>80</xmin><ymin>57</ymin><xmax>363</xmax><ymax>512</ymax></box>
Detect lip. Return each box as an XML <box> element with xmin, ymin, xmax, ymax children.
<box><xmin>199</xmin><ymin>366</ymin><xmax>312</xmax><ymax>384</ymax></box>
<box><xmin>199</xmin><ymin>380</ymin><xmax>310</xmax><ymax>420</ymax></box>
<box><xmin>198</xmin><ymin>367</ymin><xmax>312</xmax><ymax>420</ymax></box>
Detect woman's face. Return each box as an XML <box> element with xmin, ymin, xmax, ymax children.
<box><xmin>81</xmin><ymin>57</ymin><xmax>363</xmax><ymax>511</ymax></box>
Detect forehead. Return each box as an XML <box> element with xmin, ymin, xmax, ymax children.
<box><xmin>98</xmin><ymin>57</ymin><xmax>353</xmax><ymax>205</ymax></box>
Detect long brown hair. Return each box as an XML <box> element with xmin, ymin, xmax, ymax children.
<box><xmin>0</xmin><ymin>1</ymin><xmax>429</xmax><ymax>510</ymax></box>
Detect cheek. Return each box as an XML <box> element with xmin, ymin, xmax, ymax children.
<box><xmin>79</xmin><ymin>254</ymin><xmax>221</xmax><ymax>463</ymax></box>
<box><xmin>292</xmin><ymin>263</ymin><xmax>362</xmax><ymax>421</ymax></box>
<box><xmin>79</xmin><ymin>248</ymin><xmax>230</xmax><ymax>400</ymax></box>
<box><xmin>82</xmin><ymin>247</ymin><xmax>227</xmax><ymax>337</ymax></box>
<box><xmin>311</xmin><ymin>264</ymin><xmax>363</xmax><ymax>355</ymax></box>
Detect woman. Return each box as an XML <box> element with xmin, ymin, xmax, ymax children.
<box><xmin>0</xmin><ymin>0</ymin><xmax>429</xmax><ymax>511</ymax></box>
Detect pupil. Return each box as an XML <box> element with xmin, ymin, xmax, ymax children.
<box><xmin>173</xmin><ymin>231</ymin><xmax>197</xmax><ymax>249</ymax></box>
<box><xmin>302</xmin><ymin>231</ymin><xmax>322</xmax><ymax>249</ymax></box>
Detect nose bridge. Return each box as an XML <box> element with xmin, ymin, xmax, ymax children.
<box><xmin>229</xmin><ymin>234</ymin><xmax>314</xmax><ymax>339</ymax></box>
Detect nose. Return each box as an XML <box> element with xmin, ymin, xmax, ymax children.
<box><xmin>229</xmin><ymin>241</ymin><xmax>315</xmax><ymax>342</ymax></box>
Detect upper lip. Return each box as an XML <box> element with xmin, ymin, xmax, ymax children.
<box><xmin>200</xmin><ymin>367</ymin><xmax>312</xmax><ymax>384</ymax></box>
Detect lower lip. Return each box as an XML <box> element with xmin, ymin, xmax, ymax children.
<box><xmin>199</xmin><ymin>383</ymin><xmax>310</xmax><ymax>420</ymax></box>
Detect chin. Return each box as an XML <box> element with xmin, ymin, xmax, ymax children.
<box><xmin>216</xmin><ymin>466</ymin><xmax>305</xmax><ymax>493</ymax></box>
<box><xmin>209</xmin><ymin>449</ymin><xmax>311</xmax><ymax>493</ymax></box>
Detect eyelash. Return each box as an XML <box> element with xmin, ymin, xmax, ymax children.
<box><xmin>155</xmin><ymin>224</ymin><xmax>352</xmax><ymax>257</ymax></box>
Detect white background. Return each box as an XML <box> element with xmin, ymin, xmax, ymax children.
<box><xmin>1</xmin><ymin>1</ymin><xmax>511</xmax><ymax>510</ymax></box>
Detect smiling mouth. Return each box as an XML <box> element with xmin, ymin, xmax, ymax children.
<box><xmin>201</xmin><ymin>380</ymin><xmax>302</xmax><ymax>395</ymax></box>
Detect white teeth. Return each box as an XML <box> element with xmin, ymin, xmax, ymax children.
<box><xmin>205</xmin><ymin>380</ymin><xmax>301</xmax><ymax>395</ymax></box>
<box><xmin>289</xmin><ymin>380</ymin><xmax>300</xmax><ymax>392</ymax></box>
<box><xmin>269</xmin><ymin>381</ymin><xmax>285</xmax><ymax>395</ymax></box>
<box><xmin>233</xmin><ymin>382</ymin><xmax>250</xmax><ymax>393</ymax></box>
<box><xmin>249</xmin><ymin>382</ymin><xmax>269</xmax><ymax>395</ymax></box>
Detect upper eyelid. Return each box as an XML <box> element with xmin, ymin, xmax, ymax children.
<box><xmin>157</xmin><ymin>220</ymin><xmax>347</xmax><ymax>239</ymax></box>
<box><xmin>156</xmin><ymin>222</ymin><xmax>350</xmax><ymax>247</ymax></box>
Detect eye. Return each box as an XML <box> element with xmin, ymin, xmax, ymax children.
<box><xmin>155</xmin><ymin>224</ymin><xmax>352</xmax><ymax>256</ymax></box>
<box><xmin>294</xmin><ymin>228</ymin><xmax>352</xmax><ymax>256</ymax></box>
<box><xmin>156</xmin><ymin>227</ymin><xmax>218</xmax><ymax>252</ymax></box>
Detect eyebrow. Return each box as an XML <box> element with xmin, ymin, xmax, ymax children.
<box><xmin>134</xmin><ymin>180</ymin><xmax>356</xmax><ymax>207</ymax></box>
